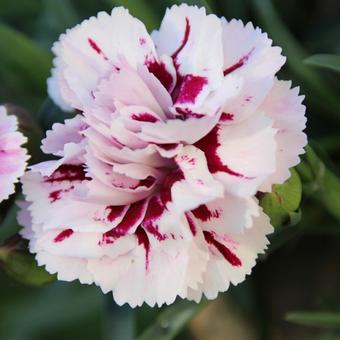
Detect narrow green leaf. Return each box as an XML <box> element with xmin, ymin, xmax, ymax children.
<box><xmin>304</xmin><ymin>54</ymin><xmax>340</xmax><ymax>73</ymax></box>
<box><xmin>286</xmin><ymin>311</ymin><xmax>340</xmax><ymax>329</ymax></box>
<box><xmin>0</xmin><ymin>23</ymin><xmax>52</xmax><ymax>111</ymax></box>
<box><xmin>137</xmin><ymin>300</ymin><xmax>207</xmax><ymax>340</ymax></box>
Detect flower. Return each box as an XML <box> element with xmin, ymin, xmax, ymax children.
<box><xmin>0</xmin><ymin>106</ymin><xmax>28</xmax><ymax>202</ymax></box>
<box><xmin>20</xmin><ymin>4</ymin><xmax>307</xmax><ymax>307</ymax></box>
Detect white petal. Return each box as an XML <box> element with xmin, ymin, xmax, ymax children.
<box><xmin>220</xmin><ymin>19</ymin><xmax>286</xmax><ymax>123</ymax></box>
<box><xmin>49</xmin><ymin>7</ymin><xmax>156</xmax><ymax>110</ymax></box>
<box><xmin>259</xmin><ymin>79</ymin><xmax>307</xmax><ymax>191</ymax></box>
<box><xmin>189</xmin><ymin>208</ymin><xmax>273</xmax><ymax>300</ymax></box>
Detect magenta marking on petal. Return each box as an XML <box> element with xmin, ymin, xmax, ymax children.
<box><xmin>171</xmin><ymin>17</ymin><xmax>191</xmax><ymax>60</ymax></box>
<box><xmin>220</xmin><ymin>112</ymin><xmax>234</xmax><ymax>122</ymax></box>
<box><xmin>102</xmin><ymin>200</ymin><xmax>146</xmax><ymax>243</ymax></box>
<box><xmin>135</xmin><ymin>226</ymin><xmax>150</xmax><ymax>271</ymax></box>
<box><xmin>191</xmin><ymin>204</ymin><xmax>220</xmax><ymax>222</ymax></box>
<box><xmin>195</xmin><ymin>126</ymin><xmax>247</xmax><ymax>177</ymax></box>
<box><xmin>175</xmin><ymin>75</ymin><xmax>208</xmax><ymax>105</ymax></box>
<box><xmin>223</xmin><ymin>48</ymin><xmax>255</xmax><ymax>76</ymax></box>
<box><xmin>88</xmin><ymin>38</ymin><xmax>108</xmax><ymax>61</ymax></box>
<box><xmin>145</xmin><ymin>59</ymin><xmax>174</xmax><ymax>92</ymax></box>
<box><xmin>160</xmin><ymin>171</ymin><xmax>185</xmax><ymax>206</ymax></box>
<box><xmin>185</xmin><ymin>213</ymin><xmax>197</xmax><ymax>236</ymax></box>
<box><xmin>49</xmin><ymin>185</ymin><xmax>75</xmax><ymax>203</ymax></box>
<box><xmin>131</xmin><ymin>113</ymin><xmax>159</xmax><ymax>123</ymax></box>
<box><xmin>203</xmin><ymin>231</ymin><xmax>242</xmax><ymax>267</ymax></box>
<box><xmin>142</xmin><ymin>196</ymin><xmax>167</xmax><ymax>241</ymax></box>
<box><xmin>139</xmin><ymin>37</ymin><xmax>146</xmax><ymax>46</ymax></box>
<box><xmin>44</xmin><ymin>164</ymin><xmax>91</xmax><ymax>183</ymax></box>
<box><xmin>54</xmin><ymin>229</ymin><xmax>74</xmax><ymax>243</ymax></box>
<box><xmin>105</xmin><ymin>205</ymin><xmax>127</xmax><ymax>223</ymax></box>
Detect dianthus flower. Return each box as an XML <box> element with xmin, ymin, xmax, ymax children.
<box><xmin>0</xmin><ymin>106</ymin><xmax>28</xmax><ymax>202</ymax></box>
<box><xmin>20</xmin><ymin>4</ymin><xmax>307</xmax><ymax>307</ymax></box>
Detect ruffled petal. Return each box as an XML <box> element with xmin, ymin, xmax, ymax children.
<box><xmin>0</xmin><ymin>106</ymin><xmax>29</xmax><ymax>202</ymax></box>
<box><xmin>220</xmin><ymin>19</ymin><xmax>285</xmax><ymax>123</ymax></box>
<box><xmin>259</xmin><ymin>79</ymin><xmax>307</xmax><ymax>191</ymax></box>
<box><xmin>188</xmin><ymin>208</ymin><xmax>273</xmax><ymax>300</ymax></box>
<box><xmin>49</xmin><ymin>7</ymin><xmax>157</xmax><ymax>110</ymax></box>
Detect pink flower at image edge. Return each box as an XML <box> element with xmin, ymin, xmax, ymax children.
<box><xmin>0</xmin><ymin>106</ymin><xmax>28</xmax><ymax>203</ymax></box>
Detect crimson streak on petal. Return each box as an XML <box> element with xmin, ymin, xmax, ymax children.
<box><xmin>160</xmin><ymin>171</ymin><xmax>185</xmax><ymax>206</ymax></box>
<box><xmin>145</xmin><ymin>60</ymin><xmax>174</xmax><ymax>92</ymax></box>
<box><xmin>105</xmin><ymin>205</ymin><xmax>127</xmax><ymax>223</ymax></box>
<box><xmin>171</xmin><ymin>17</ymin><xmax>191</xmax><ymax>60</ymax></box>
<box><xmin>203</xmin><ymin>231</ymin><xmax>242</xmax><ymax>267</ymax></box>
<box><xmin>142</xmin><ymin>196</ymin><xmax>167</xmax><ymax>241</ymax></box>
<box><xmin>135</xmin><ymin>226</ymin><xmax>151</xmax><ymax>270</ymax></box>
<box><xmin>195</xmin><ymin>126</ymin><xmax>246</xmax><ymax>177</ymax></box>
<box><xmin>191</xmin><ymin>204</ymin><xmax>220</xmax><ymax>221</ymax></box>
<box><xmin>54</xmin><ymin>229</ymin><xmax>74</xmax><ymax>243</ymax></box>
<box><xmin>102</xmin><ymin>200</ymin><xmax>147</xmax><ymax>243</ymax></box>
<box><xmin>223</xmin><ymin>48</ymin><xmax>255</xmax><ymax>76</ymax></box>
<box><xmin>88</xmin><ymin>38</ymin><xmax>108</xmax><ymax>60</ymax></box>
<box><xmin>44</xmin><ymin>164</ymin><xmax>91</xmax><ymax>183</ymax></box>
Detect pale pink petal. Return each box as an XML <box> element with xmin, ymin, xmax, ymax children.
<box><xmin>0</xmin><ymin>106</ymin><xmax>28</xmax><ymax>202</ymax></box>
<box><xmin>259</xmin><ymin>79</ymin><xmax>307</xmax><ymax>191</ymax></box>
<box><xmin>188</xmin><ymin>208</ymin><xmax>273</xmax><ymax>300</ymax></box>
<box><xmin>49</xmin><ymin>7</ymin><xmax>157</xmax><ymax>110</ymax></box>
<box><xmin>220</xmin><ymin>19</ymin><xmax>286</xmax><ymax>123</ymax></box>
<box><xmin>195</xmin><ymin>113</ymin><xmax>277</xmax><ymax>197</ymax></box>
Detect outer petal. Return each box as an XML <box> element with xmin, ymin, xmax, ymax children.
<box><xmin>195</xmin><ymin>113</ymin><xmax>277</xmax><ymax>197</ymax></box>
<box><xmin>41</xmin><ymin>115</ymin><xmax>87</xmax><ymax>157</ymax></box>
<box><xmin>0</xmin><ymin>106</ymin><xmax>28</xmax><ymax>202</ymax></box>
<box><xmin>221</xmin><ymin>19</ymin><xmax>286</xmax><ymax>123</ymax></box>
<box><xmin>188</xmin><ymin>208</ymin><xmax>273</xmax><ymax>300</ymax></box>
<box><xmin>190</xmin><ymin>196</ymin><xmax>259</xmax><ymax>234</ymax></box>
<box><xmin>259</xmin><ymin>80</ymin><xmax>307</xmax><ymax>191</ymax></box>
<box><xmin>49</xmin><ymin>7</ymin><xmax>157</xmax><ymax>110</ymax></box>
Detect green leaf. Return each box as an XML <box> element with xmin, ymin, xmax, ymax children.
<box><xmin>0</xmin><ymin>248</ymin><xmax>55</xmax><ymax>286</ymax></box>
<box><xmin>305</xmin><ymin>54</ymin><xmax>340</xmax><ymax>73</ymax></box>
<box><xmin>259</xmin><ymin>169</ymin><xmax>302</xmax><ymax>228</ymax></box>
<box><xmin>137</xmin><ymin>300</ymin><xmax>207</xmax><ymax>340</ymax></box>
<box><xmin>0</xmin><ymin>23</ymin><xmax>52</xmax><ymax>112</ymax></box>
<box><xmin>296</xmin><ymin>145</ymin><xmax>340</xmax><ymax>221</ymax></box>
<box><xmin>286</xmin><ymin>311</ymin><xmax>340</xmax><ymax>329</ymax></box>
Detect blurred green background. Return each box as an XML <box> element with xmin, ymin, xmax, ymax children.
<box><xmin>0</xmin><ymin>0</ymin><xmax>340</xmax><ymax>339</ymax></box>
